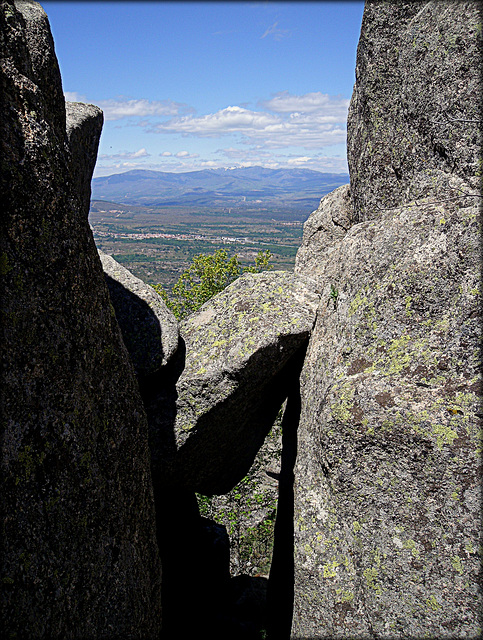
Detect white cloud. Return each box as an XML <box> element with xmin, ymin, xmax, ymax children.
<box><xmin>286</xmin><ymin>156</ymin><xmax>311</xmax><ymax>165</ymax></box>
<box><xmin>213</xmin><ymin>147</ymin><xmax>348</xmax><ymax>173</ymax></box>
<box><xmin>64</xmin><ymin>91</ymin><xmax>87</xmax><ymax>102</ymax></box>
<box><xmin>91</xmin><ymin>89</ymin><xmax>352</xmax><ymax>176</ymax></box>
<box><xmin>217</xmin><ymin>146</ymin><xmax>273</xmax><ymax>160</ymax></box>
<box><xmin>152</xmin><ymin>103</ymin><xmax>346</xmax><ymax>149</ymax></box>
<box><xmin>98</xmin><ymin>148</ymin><xmax>150</xmax><ymax>160</ymax></box>
<box><xmin>154</xmin><ymin>106</ymin><xmax>279</xmax><ymax>136</ymax></box>
<box><xmin>158</xmin><ymin>150</ymin><xmax>198</xmax><ymax>158</ymax></box>
<box><xmin>261</xmin><ymin>91</ymin><xmax>350</xmax><ymax>121</ymax></box>
<box><xmin>64</xmin><ymin>93</ymin><xmax>194</xmax><ymax>120</ymax></box>
<box><xmin>175</xmin><ymin>150</ymin><xmax>199</xmax><ymax>158</ymax></box>
<box><xmin>261</xmin><ymin>20</ymin><xmax>289</xmax><ymax>40</ymax></box>
<box><xmin>132</xmin><ymin>148</ymin><xmax>149</xmax><ymax>158</ymax></box>
<box><xmin>97</xmin><ymin>98</ymin><xmax>193</xmax><ymax>121</ymax></box>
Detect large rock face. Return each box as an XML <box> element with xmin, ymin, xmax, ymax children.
<box><xmin>0</xmin><ymin>2</ymin><xmax>161</xmax><ymax>637</ymax></box>
<box><xmin>292</xmin><ymin>197</ymin><xmax>481</xmax><ymax>638</ymax></box>
<box><xmin>162</xmin><ymin>270</ymin><xmax>320</xmax><ymax>495</ymax></box>
<box><xmin>291</xmin><ymin>1</ymin><xmax>482</xmax><ymax>637</ymax></box>
<box><xmin>347</xmin><ymin>0</ymin><xmax>481</xmax><ymax>221</ymax></box>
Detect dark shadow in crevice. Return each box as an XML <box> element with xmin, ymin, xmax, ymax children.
<box><xmin>173</xmin><ymin>337</ymin><xmax>303</xmax><ymax>496</ymax></box>
<box><xmin>102</xmin><ymin>272</ymin><xmax>188</xmax><ymax>637</ymax></box>
<box><xmin>267</xmin><ymin>343</ymin><xmax>306</xmax><ymax>640</ymax></box>
<box><xmin>104</xmin><ymin>269</ymin><xmax>306</xmax><ymax>638</ymax></box>
<box><xmin>138</xmin><ymin>336</ymin><xmax>186</xmax><ymax>472</ymax></box>
<box><xmin>104</xmin><ymin>273</ymin><xmax>167</xmax><ymax>377</ymax></box>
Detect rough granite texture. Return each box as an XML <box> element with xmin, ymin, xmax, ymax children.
<box><xmin>347</xmin><ymin>0</ymin><xmax>482</xmax><ymax>222</ymax></box>
<box><xmin>292</xmin><ymin>196</ymin><xmax>482</xmax><ymax>638</ymax></box>
<box><xmin>99</xmin><ymin>249</ymin><xmax>179</xmax><ymax>377</ymax></box>
<box><xmin>294</xmin><ymin>183</ymin><xmax>353</xmax><ymax>283</ymax></box>
<box><xmin>291</xmin><ymin>1</ymin><xmax>482</xmax><ymax>634</ymax></box>
<box><xmin>0</xmin><ymin>2</ymin><xmax>161</xmax><ymax>637</ymax></box>
<box><xmin>159</xmin><ymin>270</ymin><xmax>320</xmax><ymax>495</ymax></box>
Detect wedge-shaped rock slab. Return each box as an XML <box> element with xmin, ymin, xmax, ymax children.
<box><xmin>99</xmin><ymin>250</ymin><xmax>179</xmax><ymax>377</ymax></box>
<box><xmin>295</xmin><ymin>183</ymin><xmax>353</xmax><ymax>283</ymax></box>
<box><xmin>166</xmin><ymin>271</ymin><xmax>320</xmax><ymax>495</ymax></box>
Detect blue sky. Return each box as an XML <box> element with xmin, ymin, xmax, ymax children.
<box><xmin>42</xmin><ymin>1</ymin><xmax>364</xmax><ymax>177</ymax></box>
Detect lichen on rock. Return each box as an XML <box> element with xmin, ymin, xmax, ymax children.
<box><xmin>157</xmin><ymin>270</ymin><xmax>320</xmax><ymax>495</ymax></box>
<box><xmin>292</xmin><ymin>197</ymin><xmax>482</xmax><ymax>638</ymax></box>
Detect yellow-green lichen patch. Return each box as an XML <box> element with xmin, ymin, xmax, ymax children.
<box><xmin>431</xmin><ymin>423</ymin><xmax>458</xmax><ymax>450</ymax></box>
<box><xmin>335</xmin><ymin>588</ymin><xmax>355</xmax><ymax>603</ymax></box>
<box><xmin>403</xmin><ymin>539</ymin><xmax>420</xmax><ymax>558</ymax></box>
<box><xmin>371</xmin><ymin>333</ymin><xmax>424</xmax><ymax>376</ymax></box>
<box><xmin>451</xmin><ymin>555</ymin><xmax>464</xmax><ymax>575</ymax></box>
<box><xmin>330</xmin><ymin>380</ymin><xmax>355</xmax><ymax>422</ymax></box>
<box><xmin>426</xmin><ymin>594</ymin><xmax>441</xmax><ymax>612</ymax></box>
<box><xmin>16</xmin><ymin>444</ymin><xmax>46</xmax><ymax>483</ymax></box>
<box><xmin>348</xmin><ymin>289</ymin><xmax>370</xmax><ymax>317</ymax></box>
<box><xmin>322</xmin><ymin>559</ymin><xmax>340</xmax><ymax>578</ymax></box>
<box><xmin>363</xmin><ymin>566</ymin><xmax>382</xmax><ymax>595</ymax></box>
<box><xmin>0</xmin><ymin>252</ymin><xmax>13</xmax><ymax>276</ymax></box>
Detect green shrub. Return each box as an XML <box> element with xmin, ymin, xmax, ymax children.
<box><xmin>153</xmin><ymin>248</ymin><xmax>272</xmax><ymax>320</ymax></box>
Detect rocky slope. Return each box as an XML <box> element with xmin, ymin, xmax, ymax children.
<box><xmin>1</xmin><ymin>0</ymin><xmax>481</xmax><ymax>639</ymax></box>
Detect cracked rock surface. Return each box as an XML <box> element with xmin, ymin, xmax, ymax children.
<box><xmin>158</xmin><ymin>270</ymin><xmax>320</xmax><ymax>495</ymax></box>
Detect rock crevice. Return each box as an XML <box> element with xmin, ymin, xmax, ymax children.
<box><xmin>1</xmin><ymin>1</ymin><xmax>481</xmax><ymax>638</ymax></box>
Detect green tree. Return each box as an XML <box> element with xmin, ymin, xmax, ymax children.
<box><xmin>153</xmin><ymin>248</ymin><xmax>272</xmax><ymax>320</ymax></box>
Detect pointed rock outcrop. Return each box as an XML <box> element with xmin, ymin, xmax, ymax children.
<box><xmin>0</xmin><ymin>2</ymin><xmax>161</xmax><ymax>637</ymax></box>
<box><xmin>294</xmin><ymin>183</ymin><xmax>353</xmax><ymax>283</ymax></box>
<box><xmin>347</xmin><ymin>0</ymin><xmax>481</xmax><ymax>221</ymax></box>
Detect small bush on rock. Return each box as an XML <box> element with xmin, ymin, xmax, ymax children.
<box><xmin>153</xmin><ymin>249</ymin><xmax>272</xmax><ymax>320</ymax></box>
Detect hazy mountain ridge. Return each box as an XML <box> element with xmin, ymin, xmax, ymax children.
<box><xmin>91</xmin><ymin>167</ymin><xmax>350</xmax><ymax>208</ymax></box>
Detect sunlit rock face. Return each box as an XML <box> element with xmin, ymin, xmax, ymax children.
<box><xmin>347</xmin><ymin>0</ymin><xmax>481</xmax><ymax>222</ymax></box>
<box><xmin>291</xmin><ymin>0</ymin><xmax>482</xmax><ymax>637</ymax></box>
<box><xmin>293</xmin><ymin>197</ymin><xmax>481</xmax><ymax>639</ymax></box>
<box><xmin>158</xmin><ymin>270</ymin><xmax>320</xmax><ymax>495</ymax></box>
<box><xmin>0</xmin><ymin>2</ymin><xmax>161</xmax><ymax>637</ymax></box>
<box><xmin>99</xmin><ymin>249</ymin><xmax>179</xmax><ymax>377</ymax></box>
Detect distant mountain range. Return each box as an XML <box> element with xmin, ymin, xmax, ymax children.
<box><xmin>91</xmin><ymin>167</ymin><xmax>349</xmax><ymax>211</ymax></box>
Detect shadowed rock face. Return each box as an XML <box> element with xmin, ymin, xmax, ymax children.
<box><xmin>99</xmin><ymin>250</ymin><xmax>179</xmax><ymax>377</ymax></box>
<box><xmin>347</xmin><ymin>0</ymin><xmax>482</xmax><ymax>221</ymax></box>
<box><xmin>0</xmin><ymin>2</ymin><xmax>161</xmax><ymax>637</ymax></box>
